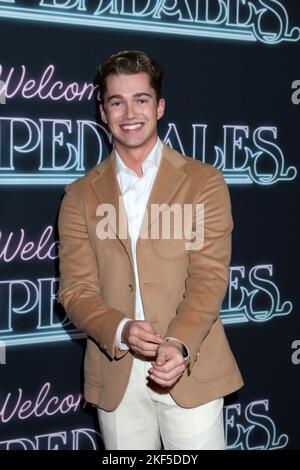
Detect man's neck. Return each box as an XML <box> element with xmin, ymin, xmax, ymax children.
<box><xmin>115</xmin><ymin>137</ymin><xmax>158</xmax><ymax>177</ymax></box>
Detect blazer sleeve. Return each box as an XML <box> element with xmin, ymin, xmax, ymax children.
<box><xmin>165</xmin><ymin>167</ymin><xmax>233</xmax><ymax>372</ymax></box>
<box><xmin>57</xmin><ymin>183</ymin><xmax>129</xmax><ymax>360</ymax></box>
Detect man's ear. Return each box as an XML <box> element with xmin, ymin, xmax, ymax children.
<box><xmin>157</xmin><ymin>98</ymin><xmax>165</xmax><ymax>121</ymax></box>
<box><xmin>99</xmin><ymin>103</ymin><xmax>107</xmax><ymax>124</ymax></box>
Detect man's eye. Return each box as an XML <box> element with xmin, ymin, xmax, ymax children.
<box><xmin>137</xmin><ymin>99</ymin><xmax>147</xmax><ymax>104</ymax></box>
<box><xmin>111</xmin><ymin>102</ymin><xmax>122</xmax><ymax>107</ymax></box>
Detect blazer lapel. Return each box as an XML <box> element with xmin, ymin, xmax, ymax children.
<box><xmin>91</xmin><ymin>151</ymin><xmax>133</xmax><ymax>269</ymax></box>
<box><xmin>139</xmin><ymin>143</ymin><xmax>187</xmax><ymax>238</ymax></box>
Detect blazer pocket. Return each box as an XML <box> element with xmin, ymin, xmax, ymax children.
<box><xmin>190</xmin><ymin>361</ymin><xmax>236</xmax><ymax>384</ymax></box>
<box><xmin>151</xmin><ymin>237</ymin><xmax>188</xmax><ymax>260</ymax></box>
<box><xmin>189</xmin><ymin>319</ymin><xmax>237</xmax><ymax>383</ymax></box>
<box><xmin>150</xmin><ymin>206</ymin><xmax>191</xmax><ymax>260</ymax></box>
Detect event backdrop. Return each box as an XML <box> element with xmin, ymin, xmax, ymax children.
<box><xmin>0</xmin><ymin>0</ymin><xmax>299</xmax><ymax>450</ymax></box>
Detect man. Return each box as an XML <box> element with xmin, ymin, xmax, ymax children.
<box><xmin>58</xmin><ymin>50</ymin><xmax>243</xmax><ymax>450</ymax></box>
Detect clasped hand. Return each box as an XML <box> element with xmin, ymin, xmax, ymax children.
<box><xmin>122</xmin><ymin>320</ymin><xmax>188</xmax><ymax>387</ymax></box>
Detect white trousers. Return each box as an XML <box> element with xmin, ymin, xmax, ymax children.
<box><xmin>97</xmin><ymin>357</ymin><xmax>225</xmax><ymax>450</ymax></box>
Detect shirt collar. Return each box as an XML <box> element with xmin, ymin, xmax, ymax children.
<box><xmin>115</xmin><ymin>138</ymin><xmax>162</xmax><ymax>177</ymax></box>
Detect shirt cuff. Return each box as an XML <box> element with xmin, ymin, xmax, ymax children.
<box><xmin>115</xmin><ymin>318</ymin><xmax>132</xmax><ymax>350</ymax></box>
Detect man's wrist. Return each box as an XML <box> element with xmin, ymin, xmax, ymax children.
<box><xmin>164</xmin><ymin>338</ymin><xmax>189</xmax><ymax>360</ymax></box>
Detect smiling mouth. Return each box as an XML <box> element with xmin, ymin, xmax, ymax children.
<box><xmin>120</xmin><ymin>123</ymin><xmax>144</xmax><ymax>131</ymax></box>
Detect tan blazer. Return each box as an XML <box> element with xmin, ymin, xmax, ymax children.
<box><xmin>58</xmin><ymin>143</ymin><xmax>243</xmax><ymax>411</ymax></box>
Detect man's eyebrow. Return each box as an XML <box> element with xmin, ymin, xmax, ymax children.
<box><xmin>133</xmin><ymin>92</ymin><xmax>152</xmax><ymax>98</ymax></box>
<box><xmin>106</xmin><ymin>92</ymin><xmax>153</xmax><ymax>102</ymax></box>
<box><xmin>106</xmin><ymin>94</ymin><xmax>123</xmax><ymax>103</ymax></box>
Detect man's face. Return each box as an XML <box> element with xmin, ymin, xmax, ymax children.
<box><xmin>100</xmin><ymin>72</ymin><xmax>165</xmax><ymax>153</ymax></box>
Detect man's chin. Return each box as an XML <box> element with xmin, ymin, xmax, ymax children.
<box><xmin>115</xmin><ymin>137</ymin><xmax>149</xmax><ymax>149</ymax></box>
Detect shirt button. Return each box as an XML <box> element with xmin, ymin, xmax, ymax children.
<box><xmin>128</xmin><ymin>284</ymin><xmax>134</xmax><ymax>292</ymax></box>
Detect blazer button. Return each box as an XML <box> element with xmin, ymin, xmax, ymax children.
<box><xmin>128</xmin><ymin>284</ymin><xmax>134</xmax><ymax>292</ymax></box>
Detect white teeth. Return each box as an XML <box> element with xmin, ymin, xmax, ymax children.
<box><xmin>121</xmin><ymin>123</ymin><xmax>143</xmax><ymax>130</ymax></box>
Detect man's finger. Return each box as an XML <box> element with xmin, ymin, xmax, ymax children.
<box><xmin>139</xmin><ymin>321</ymin><xmax>161</xmax><ymax>334</ymax></box>
<box><xmin>122</xmin><ymin>321</ymin><xmax>162</xmax><ymax>347</ymax></box>
<box><xmin>149</xmin><ymin>362</ymin><xmax>186</xmax><ymax>381</ymax></box>
<box><xmin>148</xmin><ymin>370</ymin><xmax>184</xmax><ymax>387</ymax></box>
<box><xmin>128</xmin><ymin>333</ymin><xmax>163</xmax><ymax>350</ymax></box>
<box><xmin>152</xmin><ymin>345</ymin><xmax>184</xmax><ymax>372</ymax></box>
<box><xmin>136</xmin><ymin>329</ymin><xmax>164</xmax><ymax>344</ymax></box>
<box><xmin>135</xmin><ymin>340</ymin><xmax>161</xmax><ymax>353</ymax></box>
<box><xmin>151</xmin><ymin>356</ymin><xmax>184</xmax><ymax>373</ymax></box>
<box><xmin>155</xmin><ymin>346</ymin><xmax>167</xmax><ymax>366</ymax></box>
<box><xmin>133</xmin><ymin>348</ymin><xmax>157</xmax><ymax>358</ymax></box>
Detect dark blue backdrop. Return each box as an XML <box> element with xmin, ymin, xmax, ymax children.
<box><xmin>0</xmin><ymin>0</ymin><xmax>299</xmax><ymax>450</ymax></box>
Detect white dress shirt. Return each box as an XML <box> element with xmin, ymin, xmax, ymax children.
<box><xmin>113</xmin><ymin>139</ymin><xmax>189</xmax><ymax>360</ymax></box>
<box><xmin>114</xmin><ymin>138</ymin><xmax>162</xmax><ymax>349</ymax></box>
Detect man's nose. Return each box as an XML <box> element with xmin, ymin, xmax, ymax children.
<box><xmin>124</xmin><ymin>102</ymin><xmax>137</xmax><ymax>119</ymax></box>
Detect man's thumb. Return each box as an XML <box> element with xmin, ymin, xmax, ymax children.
<box><xmin>156</xmin><ymin>347</ymin><xmax>166</xmax><ymax>366</ymax></box>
